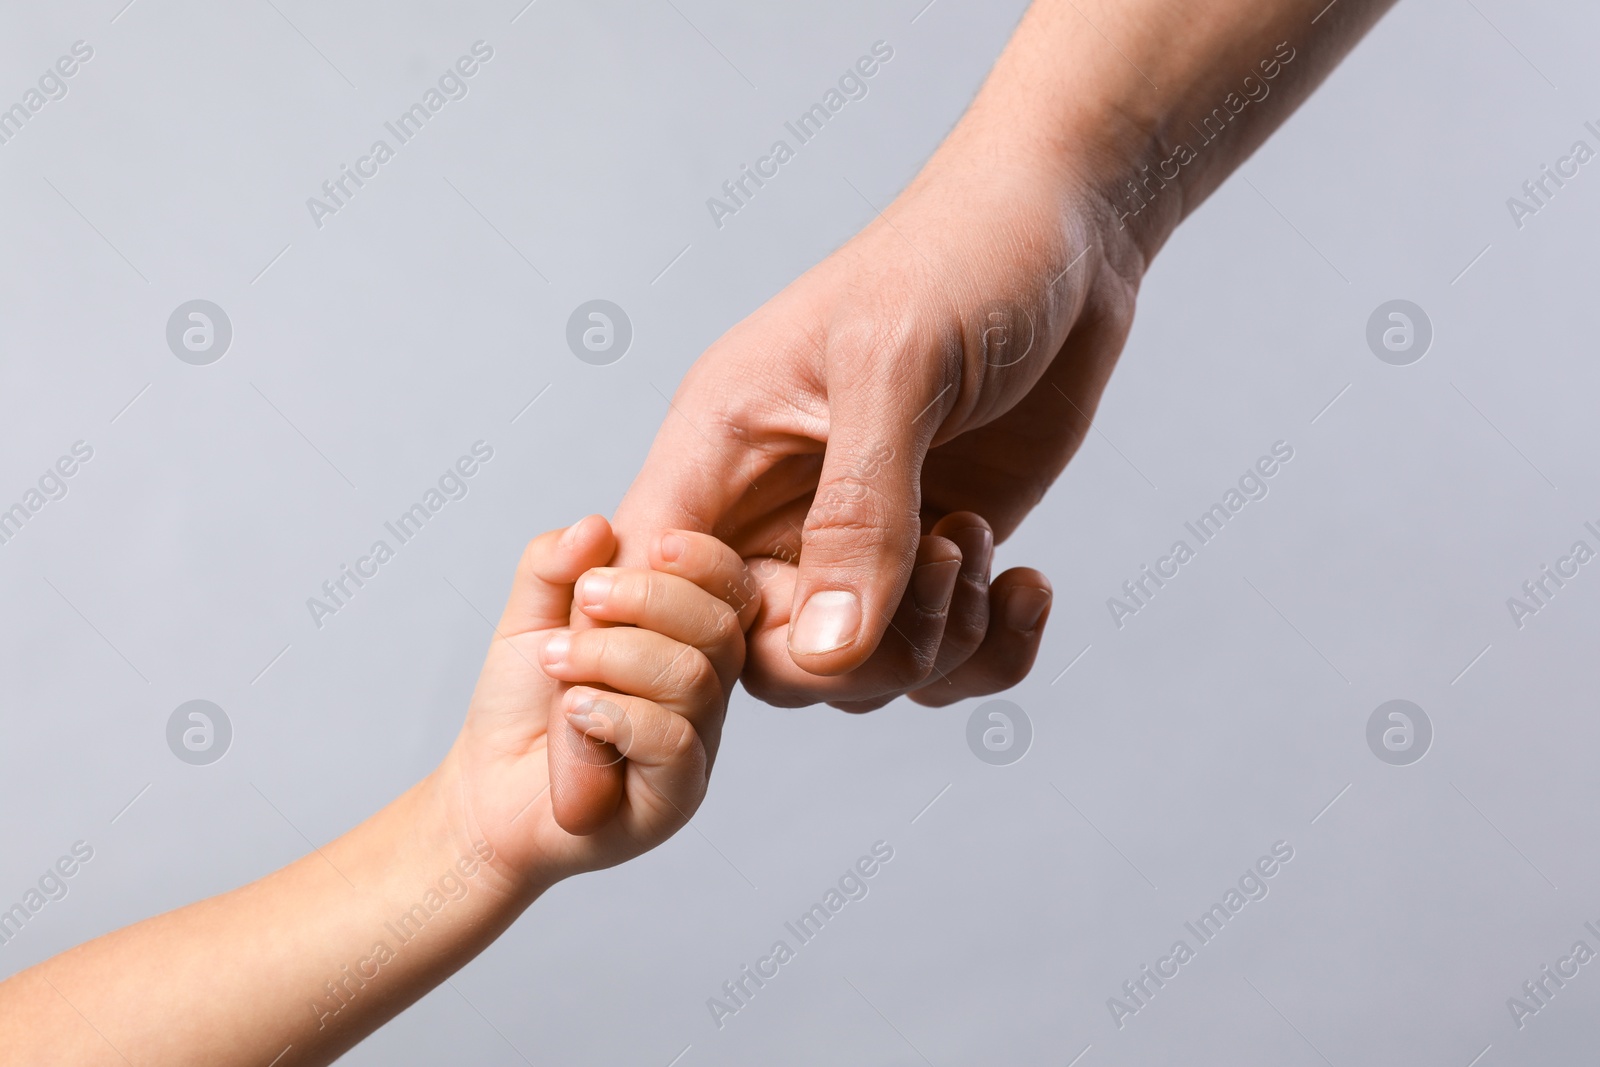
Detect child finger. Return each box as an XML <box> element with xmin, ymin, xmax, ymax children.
<box><xmin>499</xmin><ymin>515</ymin><xmax>616</xmax><ymax>635</ymax></box>
<box><xmin>574</xmin><ymin>568</ymin><xmax>744</xmax><ymax>687</ymax></box>
<box><xmin>549</xmin><ymin>697</ymin><xmax>626</xmax><ymax>837</ymax></box>
<box><xmin>563</xmin><ymin>686</ymin><xmax>711</xmax><ymax>776</ymax></box>
<box><xmin>540</xmin><ymin>627</ymin><xmax>723</xmax><ymax>728</ymax></box>
<box><xmin>525</xmin><ymin>516</ymin><xmax>621</xmax><ymax>836</ymax></box>
<box><xmin>563</xmin><ymin>687</ymin><xmax>713</xmax><ymax>832</ymax></box>
<box><xmin>649</xmin><ymin>529</ymin><xmax>761</xmax><ymax>631</ymax></box>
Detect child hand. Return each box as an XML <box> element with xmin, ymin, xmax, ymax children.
<box><xmin>436</xmin><ymin>515</ymin><xmax>757</xmax><ymax>895</ymax></box>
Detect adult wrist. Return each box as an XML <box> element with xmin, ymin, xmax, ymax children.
<box><xmin>927</xmin><ymin>0</ymin><xmax>1349</xmax><ymax>275</ymax></box>
<box><xmin>926</xmin><ymin>8</ymin><xmax>1175</xmax><ymax>264</ymax></box>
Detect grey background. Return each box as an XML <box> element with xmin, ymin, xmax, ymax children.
<box><xmin>1</xmin><ymin>0</ymin><xmax>1595</xmax><ymax>1063</ymax></box>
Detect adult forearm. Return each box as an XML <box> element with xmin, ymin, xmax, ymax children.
<box><xmin>0</xmin><ymin>768</ymin><xmax>534</xmax><ymax>1066</ymax></box>
<box><xmin>926</xmin><ymin>0</ymin><xmax>1398</xmax><ymax>267</ymax></box>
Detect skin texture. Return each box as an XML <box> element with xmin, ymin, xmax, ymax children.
<box><xmin>612</xmin><ymin>0</ymin><xmax>1398</xmax><ymax>713</ymax></box>
<box><xmin>0</xmin><ymin>1</ymin><xmax>1398</xmax><ymax>1061</ymax></box>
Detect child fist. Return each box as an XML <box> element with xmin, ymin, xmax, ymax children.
<box><xmin>439</xmin><ymin>515</ymin><xmax>757</xmax><ymax>894</ymax></box>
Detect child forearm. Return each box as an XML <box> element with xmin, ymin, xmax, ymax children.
<box><xmin>0</xmin><ymin>762</ymin><xmax>535</xmax><ymax>1067</ymax></box>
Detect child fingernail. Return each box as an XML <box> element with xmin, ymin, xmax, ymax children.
<box><xmin>560</xmin><ymin>514</ymin><xmax>604</xmax><ymax>547</ymax></box>
<box><xmin>567</xmin><ymin>703</ymin><xmax>606</xmax><ymax>731</ymax></box>
<box><xmin>1004</xmin><ymin>587</ymin><xmax>1051</xmax><ymax>633</ymax></box>
<box><xmin>659</xmin><ymin>532</ymin><xmax>686</xmax><ymax>562</ymax></box>
<box><xmin>579</xmin><ymin>572</ymin><xmax>612</xmax><ymax>608</ymax></box>
<box><xmin>542</xmin><ymin>633</ymin><xmax>570</xmax><ymax>664</ymax></box>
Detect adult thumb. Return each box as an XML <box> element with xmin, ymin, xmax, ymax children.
<box><xmin>786</xmin><ymin>383</ymin><xmax>940</xmax><ymax>676</ymax></box>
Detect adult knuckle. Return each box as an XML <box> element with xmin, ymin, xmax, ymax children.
<box><xmin>936</xmin><ymin>611</ymin><xmax>987</xmax><ymax>665</ymax></box>
<box><xmin>995</xmin><ymin>652</ymin><xmax>1032</xmax><ymax>689</ymax></box>
<box><xmin>739</xmin><ymin>668</ymin><xmax>809</xmax><ymax>709</ymax></box>
<box><xmin>803</xmin><ymin>507</ymin><xmax>880</xmax><ymax>540</ymax></box>
<box><xmin>831</xmin><ymin>697</ymin><xmax>890</xmax><ymax>714</ymax></box>
<box><xmin>801</xmin><ymin>498</ymin><xmax>915</xmax><ymax>562</ymax></box>
<box><xmin>883</xmin><ymin>635</ymin><xmax>938</xmax><ymax>690</ymax></box>
<box><xmin>908</xmin><ymin>682</ymin><xmax>960</xmax><ymax>708</ymax></box>
<box><xmin>829</xmin><ymin>306</ymin><xmax>924</xmax><ymax>364</ymax></box>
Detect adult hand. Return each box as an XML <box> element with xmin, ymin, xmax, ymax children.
<box><xmin>613</xmin><ymin>0</ymin><xmax>1396</xmax><ymax>709</ymax></box>
<box><xmin>615</xmin><ymin>149</ymin><xmax>1135</xmax><ymax>708</ymax></box>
